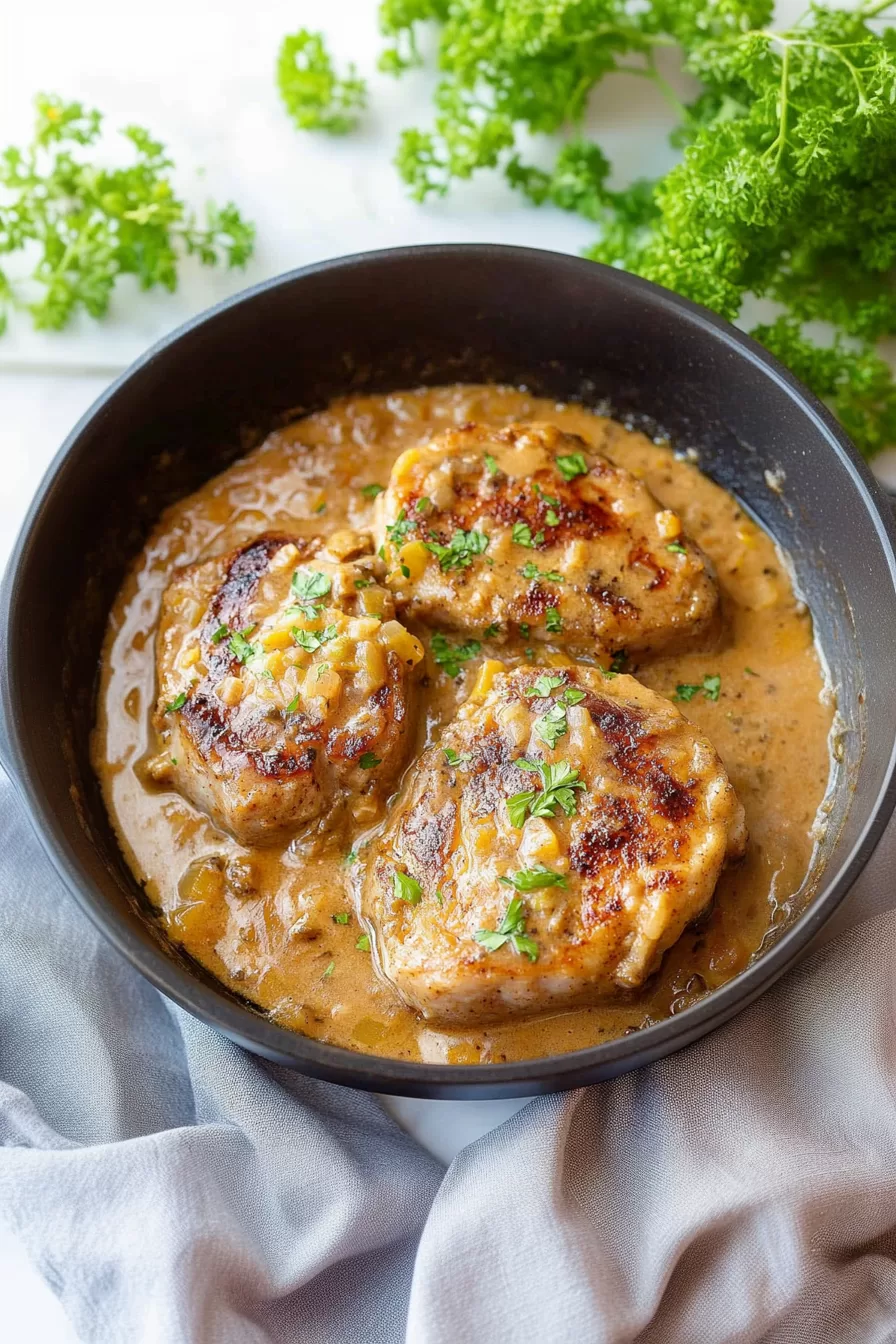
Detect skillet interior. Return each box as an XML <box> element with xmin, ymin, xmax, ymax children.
<box><xmin>3</xmin><ymin>245</ymin><xmax>896</xmax><ymax>1098</ymax></box>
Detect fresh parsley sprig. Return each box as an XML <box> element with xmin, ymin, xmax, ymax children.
<box><xmin>375</xmin><ymin>0</ymin><xmax>896</xmax><ymax>460</ymax></box>
<box><xmin>507</xmin><ymin>759</ymin><xmax>585</xmax><ymax>828</ymax></box>
<box><xmin>474</xmin><ymin>895</ymin><xmax>540</xmax><ymax>961</ymax></box>
<box><xmin>277</xmin><ymin>29</ymin><xmax>367</xmax><ymax>134</ymax></box>
<box><xmin>0</xmin><ymin>94</ymin><xmax>254</xmax><ymax>337</ymax></box>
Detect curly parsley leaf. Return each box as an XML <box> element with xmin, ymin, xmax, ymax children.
<box><xmin>0</xmin><ymin>94</ymin><xmax>254</xmax><ymax>337</ymax></box>
<box><xmin>277</xmin><ymin>29</ymin><xmax>367</xmax><ymax>134</ymax></box>
<box><xmin>380</xmin><ymin>0</ymin><xmax>896</xmax><ymax>459</ymax></box>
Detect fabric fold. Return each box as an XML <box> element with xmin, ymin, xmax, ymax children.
<box><xmin>3</xmin><ymin>767</ymin><xmax>896</xmax><ymax>1343</ymax></box>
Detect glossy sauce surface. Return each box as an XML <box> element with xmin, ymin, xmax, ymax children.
<box><xmin>94</xmin><ymin>386</ymin><xmax>835</xmax><ymax>1063</ymax></box>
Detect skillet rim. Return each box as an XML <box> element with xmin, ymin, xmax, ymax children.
<box><xmin>3</xmin><ymin>242</ymin><xmax>896</xmax><ymax>1098</ymax></box>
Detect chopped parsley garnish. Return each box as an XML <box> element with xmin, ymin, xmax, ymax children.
<box><xmin>602</xmin><ymin>650</ymin><xmax>628</xmax><ymax>679</ymax></box>
<box><xmin>359</xmin><ymin>751</ymin><xmax>381</xmax><ymax>769</ymax></box>
<box><xmin>555</xmin><ymin>452</ymin><xmax>588</xmax><ymax>482</ymax></box>
<box><xmin>344</xmin><ymin>849</ymin><xmax>359</xmax><ymax>866</ymax></box>
<box><xmin>512</xmin><ymin>521</ymin><xmax>544</xmax><ymax>548</ymax></box>
<box><xmin>443</xmin><ymin>747</ymin><xmax>473</xmax><ymax>767</ymax></box>
<box><xmin>415</xmin><ymin>496</ymin><xmax>431</xmax><ymax>512</ymax></box>
<box><xmin>164</xmin><ymin>691</ymin><xmax>188</xmax><ymax>714</ymax></box>
<box><xmin>534</xmin><ymin>482</ymin><xmax>560</xmax><ymax>507</ymax></box>
<box><xmin>519</xmin><ymin>562</ymin><xmax>564</xmax><ymax>583</ymax></box>
<box><xmin>666</xmin><ymin>541</ymin><xmax>687</xmax><ymax>555</ymax></box>
<box><xmin>321</xmin><ymin>960</ymin><xmax>335</xmax><ymax>979</ymax></box>
<box><xmin>484</xmin><ymin>453</ymin><xmax>499</xmax><ymax>477</ymax></box>
<box><xmin>431</xmin><ymin>633</ymin><xmax>481</xmax><ymax>678</ymax></box>
<box><xmin>386</xmin><ymin>509</ymin><xmax>416</xmax><ymax>545</ymax></box>
<box><xmin>524</xmin><ymin>676</ymin><xmax>584</xmax><ymax>745</ymax></box>
<box><xmin>525</xmin><ymin>672</ymin><xmax>564</xmax><ymax>698</ymax></box>
<box><xmin>533</xmin><ymin>701</ymin><xmax>568</xmax><ymax>747</ymax></box>
<box><xmin>519</xmin><ymin>623</ymin><xmax>530</xmax><ymax>638</ymax></box>
<box><xmin>675</xmin><ymin>674</ymin><xmax>722</xmax><ymax>703</ymax></box>
<box><xmin>291</xmin><ymin>569</ymin><xmax>332</xmax><ymax>617</ymax></box>
<box><xmin>228</xmin><ymin>628</ymin><xmax>257</xmax><ymax>665</ymax></box>
<box><xmin>355</xmin><ymin>933</ymin><xmax>370</xmax><ymax>952</ymax></box>
<box><xmin>332</xmin><ymin>912</ymin><xmax>351</xmax><ymax>924</ymax></box>
<box><xmin>424</xmin><ymin>528</ymin><xmax>489</xmax><ymax>571</ymax></box>
<box><xmin>400</xmin><ymin>563</ymin><xmax>411</xmax><ymax>578</ymax></box>
<box><xmin>211</xmin><ymin>623</ymin><xmax>230</xmax><ymax>644</ymax></box>
<box><xmin>507</xmin><ymin>759</ymin><xmax>585</xmax><ymax>827</ymax></box>
<box><xmin>499</xmin><ymin>866</ymin><xmax>568</xmax><ymax>893</ymax></box>
<box><xmin>314</xmin><ymin>501</ymin><xmax>327</xmax><ymax>515</ymax></box>
<box><xmin>545</xmin><ymin>509</ymin><xmax>561</xmax><ymax>527</ymax></box>
<box><xmin>291</xmin><ymin>623</ymin><xmax>338</xmax><ymax>653</ymax></box>
<box><xmin>482</xmin><ymin>622</ymin><xmax>501</xmax><ymax>639</ymax></box>
<box><xmin>284</xmin><ymin>692</ymin><xmax>301</xmax><ymax>714</ymax></box>
<box><xmin>702</xmin><ymin>674</ymin><xmax>722</xmax><ymax>701</ymax></box>
<box><xmin>474</xmin><ymin>895</ymin><xmax>539</xmax><ymax>961</ymax></box>
<box><xmin>354</xmin><ymin>577</ymin><xmax>373</xmax><ymax>589</ymax></box>
<box><xmin>545</xmin><ymin>607</ymin><xmax>563</xmax><ymax>635</ymax></box>
<box><xmin>393</xmin><ymin>870</ymin><xmax>423</xmax><ymax>905</ymax></box>
<box><xmin>360</xmin><ymin>482</ymin><xmax>385</xmax><ymax>498</ymax></box>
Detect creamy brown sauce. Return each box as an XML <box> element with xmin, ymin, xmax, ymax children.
<box><xmin>93</xmin><ymin>385</ymin><xmax>835</xmax><ymax>1063</ymax></box>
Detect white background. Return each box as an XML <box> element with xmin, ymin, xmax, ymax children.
<box><xmin>1</xmin><ymin>0</ymin><xmax>892</xmax><ymax>1335</ymax></box>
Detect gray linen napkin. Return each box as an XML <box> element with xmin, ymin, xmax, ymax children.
<box><xmin>2</xmin><ymin>764</ymin><xmax>896</xmax><ymax>1344</ymax></box>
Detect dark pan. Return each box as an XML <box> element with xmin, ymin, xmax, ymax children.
<box><xmin>2</xmin><ymin>245</ymin><xmax>895</xmax><ymax>1098</ymax></box>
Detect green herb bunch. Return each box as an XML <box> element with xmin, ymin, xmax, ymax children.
<box><xmin>369</xmin><ymin>0</ymin><xmax>896</xmax><ymax>458</ymax></box>
<box><xmin>0</xmin><ymin>94</ymin><xmax>255</xmax><ymax>336</ymax></box>
<box><xmin>277</xmin><ymin>29</ymin><xmax>368</xmax><ymax>133</ymax></box>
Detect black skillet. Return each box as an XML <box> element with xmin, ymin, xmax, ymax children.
<box><xmin>2</xmin><ymin>245</ymin><xmax>895</xmax><ymax>1098</ymax></box>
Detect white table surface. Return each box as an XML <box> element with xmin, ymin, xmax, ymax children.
<box><xmin>3</xmin><ymin>0</ymin><xmax>895</xmax><ymax>1201</ymax></box>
